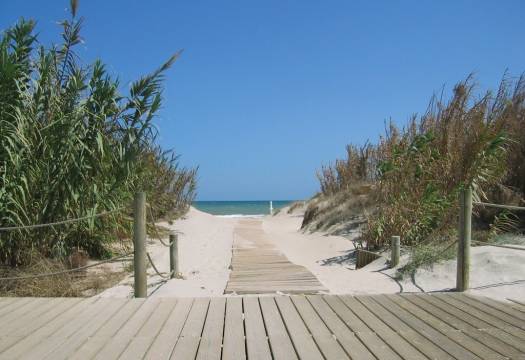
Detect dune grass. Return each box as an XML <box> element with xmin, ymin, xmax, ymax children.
<box><xmin>0</xmin><ymin>0</ymin><xmax>196</xmax><ymax>267</ymax></box>
<box><xmin>310</xmin><ymin>74</ymin><xmax>525</xmax><ymax>257</ymax></box>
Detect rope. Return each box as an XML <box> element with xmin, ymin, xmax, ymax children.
<box><xmin>473</xmin><ymin>201</ymin><xmax>525</xmax><ymax>211</ymax></box>
<box><xmin>146</xmin><ymin>252</ymin><xmax>174</xmax><ymax>279</ymax></box>
<box><xmin>0</xmin><ymin>252</ymin><xmax>133</xmax><ymax>281</ymax></box>
<box><xmin>472</xmin><ymin>240</ymin><xmax>525</xmax><ymax>251</ymax></box>
<box><xmin>146</xmin><ymin>207</ymin><xmax>183</xmax><ymax>247</ymax></box>
<box><xmin>146</xmin><ymin>207</ymin><xmax>172</xmax><ymax>247</ymax></box>
<box><xmin>0</xmin><ymin>207</ymin><xmax>125</xmax><ymax>232</ymax></box>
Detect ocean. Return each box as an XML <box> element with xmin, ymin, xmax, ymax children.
<box><xmin>193</xmin><ymin>200</ymin><xmax>295</xmax><ymax>216</ymax></box>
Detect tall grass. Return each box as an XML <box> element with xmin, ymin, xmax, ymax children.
<box><xmin>0</xmin><ymin>1</ymin><xmax>197</xmax><ymax>266</ymax></box>
<box><xmin>312</xmin><ymin>74</ymin><xmax>525</xmax><ymax>249</ymax></box>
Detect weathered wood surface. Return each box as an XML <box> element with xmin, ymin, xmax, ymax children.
<box><xmin>0</xmin><ymin>294</ymin><xmax>524</xmax><ymax>359</ymax></box>
<box><xmin>225</xmin><ymin>219</ymin><xmax>326</xmax><ymax>294</ymax></box>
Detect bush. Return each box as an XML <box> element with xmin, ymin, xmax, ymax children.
<box><xmin>314</xmin><ymin>74</ymin><xmax>525</xmax><ymax>249</ymax></box>
<box><xmin>0</xmin><ymin>1</ymin><xmax>197</xmax><ymax>265</ymax></box>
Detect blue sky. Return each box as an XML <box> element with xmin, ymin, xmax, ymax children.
<box><xmin>2</xmin><ymin>1</ymin><xmax>524</xmax><ymax>200</ymax></box>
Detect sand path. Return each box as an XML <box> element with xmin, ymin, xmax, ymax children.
<box><xmin>225</xmin><ymin>218</ymin><xmax>327</xmax><ymax>294</ymax></box>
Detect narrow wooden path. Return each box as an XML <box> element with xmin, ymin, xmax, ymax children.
<box><xmin>225</xmin><ymin>218</ymin><xmax>326</xmax><ymax>294</ymax></box>
<box><xmin>0</xmin><ymin>293</ymin><xmax>524</xmax><ymax>359</ymax></box>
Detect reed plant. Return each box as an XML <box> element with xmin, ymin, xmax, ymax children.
<box><xmin>0</xmin><ymin>1</ymin><xmax>197</xmax><ymax>266</ymax></box>
<box><xmin>312</xmin><ymin>74</ymin><xmax>525</xmax><ymax>249</ymax></box>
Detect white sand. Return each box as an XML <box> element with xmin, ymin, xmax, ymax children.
<box><xmin>98</xmin><ymin>208</ymin><xmax>237</xmax><ymax>298</ymax></box>
<box><xmin>100</xmin><ymin>205</ymin><xmax>525</xmax><ymax>302</ymax></box>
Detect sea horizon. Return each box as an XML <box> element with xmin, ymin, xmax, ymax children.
<box><xmin>193</xmin><ymin>200</ymin><xmax>297</xmax><ymax>216</ymax></box>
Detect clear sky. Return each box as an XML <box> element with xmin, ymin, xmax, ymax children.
<box><xmin>2</xmin><ymin>1</ymin><xmax>524</xmax><ymax>200</ymax></box>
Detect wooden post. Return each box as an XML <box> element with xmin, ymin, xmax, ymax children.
<box><xmin>457</xmin><ymin>187</ymin><xmax>472</xmax><ymax>292</ymax></box>
<box><xmin>169</xmin><ymin>231</ymin><xmax>179</xmax><ymax>279</ymax></box>
<box><xmin>391</xmin><ymin>236</ymin><xmax>400</xmax><ymax>268</ymax></box>
<box><xmin>133</xmin><ymin>192</ymin><xmax>147</xmax><ymax>298</ymax></box>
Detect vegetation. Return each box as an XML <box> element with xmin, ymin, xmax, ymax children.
<box><xmin>0</xmin><ymin>0</ymin><xmax>196</xmax><ymax>267</ymax></box>
<box><xmin>307</xmin><ymin>74</ymin><xmax>525</xmax><ymax>261</ymax></box>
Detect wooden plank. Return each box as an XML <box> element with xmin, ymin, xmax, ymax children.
<box><xmin>225</xmin><ymin>219</ymin><xmax>327</xmax><ymax>294</ymax></box>
<box><xmin>0</xmin><ymin>297</ymin><xmax>67</xmax><ymax>337</ymax></box>
<box><xmin>145</xmin><ymin>298</ymin><xmax>193</xmax><ymax>359</ymax></box>
<box><xmin>447</xmin><ymin>293</ymin><xmax>525</xmax><ymax>329</ymax></box>
<box><xmin>170</xmin><ymin>298</ymin><xmax>210</xmax><ymax>360</ymax></box>
<box><xmin>354</xmin><ymin>295</ymin><xmax>455</xmax><ymax>360</ymax></box>
<box><xmin>18</xmin><ymin>298</ymin><xmax>116</xmax><ymax>359</ymax></box>
<box><xmin>243</xmin><ymin>297</ymin><xmax>272</xmax><ymax>360</ymax></box>
<box><xmin>42</xmin><ymin>298</ymin><xmax>129</xmax><ymax>360</ymax></box>
<box><xmin>307</xmin><ymin>296</ymin><xmax>375</xmax><ymax>360</ymax></box>
<box><xmin>0</xmin><ymin>297</ymin><xmax>44</xmax><ymax>329</ymax></box>
<box><xmin>434</xmin><ymin>294</ymin><xmax>525</xmax><ymax>340</ymax></box>
<box><xmin>69</xmin><ymin>299</ymin><xmax>144</xmax><ymax>360</ymax></box>
<box><xmin>259</xmin><ymin>297</ymin><xmax>298</xmax><ymax>360</ymax></box>
<box><xmin>0</xmin><ymin>297</ymin><xmax>98</xmax><ymax>358</ymax></box>
<box><xmin>0</xmin><ymin>297</ymin><xmax>22</xmax><ymax>317</ymax></box>
<box><xmin>290</xmin><ymin>296</ymin><xmax>349</xmax><ymax>360</ymax></box>
<box><xmin>386</xmin><ymin>294</ymin><xmax>507</xmax><ymax>360</ymax></box>
<box><xmin>464</xmin><ymin>295</ymin><xmax>525</xmax><ymax>321</ymax></box>
<box><xmin>118</xmin><ymin>299</ymin><xmax>178</xmax><ymax>360</ymax></box>
<box><xmin>196</xmin><ymin>297</ymin><xmax>226</xmax><ymax>360</ymax></box>
<box><xmin>402</xmin><ymin>294</ymin><xmax>525</xmax><ymax>359</ymax></box>
<box><xmin>339</xmin><ymin>296</ymin><xmax>426</xmax><ymax>360</ymax></box>
<box><xmin>94</xmin><ymin>298</ymin><xmax>161</xmax><ymax>359</ymax></box>
<box><xmin>372</xmin><ymin>295</ymin><xmax>480</xmax><ymax>360</ymax></box>
<box><xmin>275</xmin><ymin>296</ymin><xmax>323</xmax><ymax>360</ymax></box>
<box><xmin>222</xmin><ymin>297</ymin><xmax>246</xmax><ymax>360</ymax></box>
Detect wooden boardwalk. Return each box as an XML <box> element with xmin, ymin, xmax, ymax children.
<box><xmin>225</xmin><ymin>218</ymin><xmax>327</xmax><ymax>294</ymax></box>
<box><xmin>0</xmin><ymin>293</ymin><xmax>524</xmax><ymax>359</ymax></box>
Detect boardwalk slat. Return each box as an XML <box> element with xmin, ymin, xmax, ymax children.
<box><xmin>450</xmin><ymin>293</ymin><xmax>525</xmax><ymax>327</ymax></box>
<box><xmin>0</xmin><ymin>298</ymin><xmax>97</xmax><ymax>359</ymax></box>
<box><xmin>372</xmin><ymin>295</ymin><xmax>481</xmax><ymax>360</ymax></box>
<box><xmin>20</xmin><ymin>298</ymin><xmax>115</xmax><ymax>359</ymax></box>
<box><xmin>275</xmin><ymin>296</ymin><xmax>323</xmax><ymax>360</ymax></box>
<box><xmin>403</xmin><ymin>294</ymin><xmax>525</xmax><ymax>359</ymax></box>
<box><xmin>69</xmin><ymin>299</ymin><xmax>144</xmax><ymax>360</ymax></box>
<box><xmin>339</xmin><ymin>296</ymin><xmax>426</xmax><ymax>360</ymax></box>
<box><xmin>226</xmin><ymin>219</ymin><xmax>326</xmax><ymax>294</ymax></box>
<box><xmin>308</xmin><ymin>296</ymin><xmax>375</xmax><ymax>360</ymax></box>
<box><xmin>0</xmin><ymin>297</ymin><xmax>33</xmax><ymax>320</ymax></box>
<box><xmin>42</xmin><ymin>298</ymin><xmax>129</xmax><ymax>360</ymax></box>
<box><xmin>387</xmin><ymin>294</ymin><xmax>508</xmax><ymax>360</ymax></box>
<box><xmin>94</xmin><ymin>298</ymin><xmax>161</xmax><ymax>359</ymax></box>
<box><xmin>196</xmin><ymin>297</ymin><xmax>226</xmax><ymax>360</ymax></box>
<box><xmin>222</xmin><ymin>297</ymin><xmax>246</xmax><ymax>360</ymax></box>
<box><xmin>170</xmin><ymin>298</ymin><xmax>210</xmax><ymax>360</ymax></box>
<box><xmin>243</xmin><ymin>297</ymin><xmax>272</xmax><ymax>360</ymax></box>
<box><xmin>0</xmin><ymin>294</ymin><xmax>523</xmax><ymax>360</ymax></box>
<box><xmin>434</xmin><ymin>294</ymin><xmax>525</xmax><ymax>340</ymax></box>
<box><xmin>259</xmin><ymin>297</ymin><xmax>298</xmax><ymax>360</ymax></box>
<box><xmin>354</xmin><ymin>295</ymin><xmax>455</xmax><ymax>360</ymax></box>
<box><xmin>0</xmin><ymin>297</ymin><xmax>68</xmax><ymax>337</ymax></box>
<box><xmin>119</xmin><ymin>299</ymin><xmax>178</xmax><ymax>360</ymax></box>
<box><xmin>465</xmin><ymin>295</ymin><xmax>525</xmax><ymax>321</ymax></box>
<box><xmin>290</xmin><ymin>296</ymin><xmax>349</xmax><ymax>360</ymax></box>
<box><xmin>145</xmin><ymin>298</ymin><xmax>193</xmax><ymax>359</ymax></box>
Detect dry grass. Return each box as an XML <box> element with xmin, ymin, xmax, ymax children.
<box><xmin>312</xmin><ymin>74</ymin><xmax>525</xmax><ymax>252</ymax></box>
<box><xmin>0</xmin><ymin>255</ymin><xmax>129</xmax><ymax>297</ymax></box>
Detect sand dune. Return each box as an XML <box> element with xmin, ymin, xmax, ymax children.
<box><xmin>99</xmin><ymin>206</ymin><xmax>525</xmax><ymax>301</ymax></box>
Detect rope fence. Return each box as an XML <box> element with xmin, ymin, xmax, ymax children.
<box><xmin>473</xmin><ymin>201</ymin><xmax>525</xmax><ymax>211</ymax></box>
<box><xmin>457</xmin><ymin>188</ymin><xmax>525</xmax><ymax>292</ymax></box>
<box><xmin>0</xmin><ymin>192</ymin><xmax>182</xmax><ymax>298</ymax></box>
<box><xmin>146</xmin><ymin>252</ymin><xmax>174</xmax><ymax>279</ymax></box>
<box><xmin>0</xmin><ymin>207</ymin><xmax>125</xmax><ymax>232</ymax></box>
<box><xmin>0</xmin><ymin>252</ymin><xmax>133</xmax><ymax>281</ymax></box>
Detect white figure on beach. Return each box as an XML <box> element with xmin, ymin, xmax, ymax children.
<box><xmin>269</xmin><ymin>201</ymin><xmax>273</xmax><ymax>215</ymax></box>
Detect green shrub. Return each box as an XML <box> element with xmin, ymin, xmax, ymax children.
<box><xmin>0</xmin><ymin>1</ymin><xmax>196</xmax><ymax>265</ymax></box>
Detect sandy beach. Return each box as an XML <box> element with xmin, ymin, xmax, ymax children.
<box><xmin>99</xmin><ymin>206</ymin><xmax>525</xmax><ymax>302</ymax></box>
